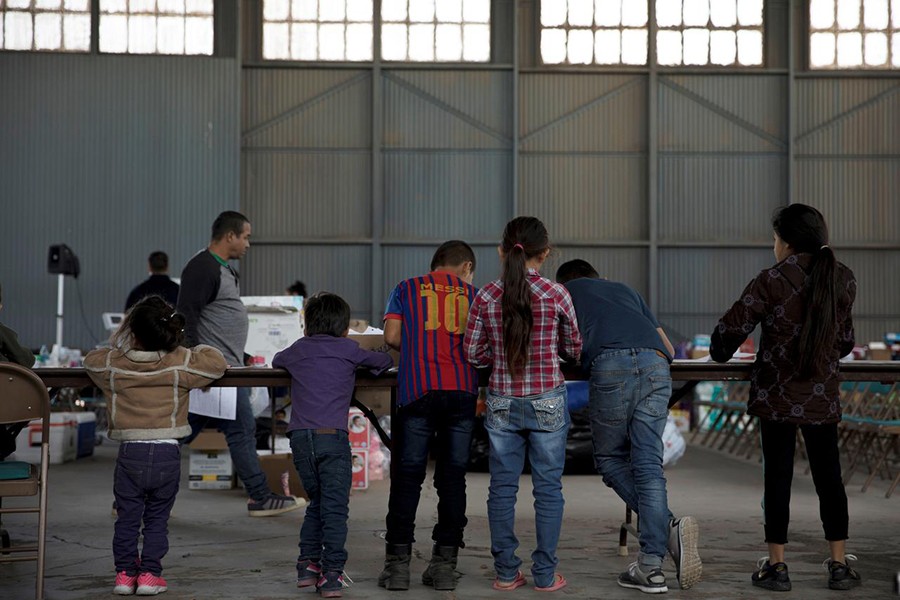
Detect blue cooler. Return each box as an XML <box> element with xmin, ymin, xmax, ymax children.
<box><xmin>74</xmin><ymin>412</ymin><xmax>96</xmax><ymax>458</ymax></box>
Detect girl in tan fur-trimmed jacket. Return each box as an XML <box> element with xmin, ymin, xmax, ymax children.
<box><xmin>84</xmin><ymin>295</ymin><xmax>226</xmax><ymax>596</ymax></box>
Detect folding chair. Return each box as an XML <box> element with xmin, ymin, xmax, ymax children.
<box><xmin>0</xmin><ymin>363</ymin><xmax>52</xmax><ymax>600</ymax></box>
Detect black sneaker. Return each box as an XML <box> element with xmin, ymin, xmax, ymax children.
<box><xmin>247</xmin><ymin>494</ymin><xmax>302</xmax><ymax>517</ymax></box>
<box><xmin>751</xmin><ymin>559</ymin><xmax>791</xmax><ymax>592</ymax></box>
<box><xmin>317</xmin><ymin>571</ymin><xmax>348</xmax><ymax>598</ymax></box>
<box><xmin>825</xmin><ymin>556</ymin><xmax>861</xmax><ymax>590</ymax></box>
<box><xmin>618</xmin><ymin>561</ymin><xmax>668</xmax><ymax>594</ymax></box>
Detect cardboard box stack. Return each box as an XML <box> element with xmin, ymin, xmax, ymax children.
<box><xmin>348</xmin><ymin>407</ymin><xmax>370</xmax><ymax>489</ymax></box>
<box><xmin>348</xmin><ymin>320</ymin><xmax>398</xmax><ymax>417</ymax></box>
<box><xmin>188</xmin><ymin>430</ymin><xmax>234</xmax><ymax>490</ymax></box>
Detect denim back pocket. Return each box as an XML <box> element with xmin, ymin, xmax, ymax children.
<box><xmin>532</xmin><ymin>395</ymin><xmax>567</xmax><ymax>432</ymax></box>
<box><xmin>590</xmin><ymin>380</ymin><xmax>627</xmax><ymax>424</ymax></box>
<box><xmin>485</xmin><ymin>396</ymin><xmax>512</xmax><ymax>430</ymax></box>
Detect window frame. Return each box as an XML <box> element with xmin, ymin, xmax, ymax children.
<box><xmin>806</xmin><ymin>0</ymin><xmax>900</xmax><ymax>71</ymax></box>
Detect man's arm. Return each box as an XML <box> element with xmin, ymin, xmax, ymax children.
<box><xmin>176</xmin><ymin>253</ymin><xmax>220</xmax><ymax>348</ymax></box>
<box><xmin>0</xmin><ymin>324</ymin><xmax>34</xmax><ymax>367</ymax></box>
<box><xmin>656</xmin><ymin>328</ymin><xmax>675</xmax><ymax>358</ymax></box>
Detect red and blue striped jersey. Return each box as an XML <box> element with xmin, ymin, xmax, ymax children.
<box><xmin>384</xmin><ymin>271</ymin><xmax>479</xmax><ymax>407</ymax></box>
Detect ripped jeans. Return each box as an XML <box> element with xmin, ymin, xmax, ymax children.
<box><xmin>485</xmin><ymin>385</ymin><xmax>569</xmax><ymax>589</ymax></box>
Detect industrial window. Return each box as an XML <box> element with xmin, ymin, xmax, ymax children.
<box><xmin>656</xmin><ymin>0</ymin><xmax>764</xmax><ymax>66</ymax></box>
<box><xmin>538</xmin><ymin>0</ymin><xmax>764</xmax><ymax>66</ymax></box>
<box><xmin>540</xmin><ymin>0</ymin><xmax>649</xmax><ymax>65</ymax></box>
<box><xmin>99</xmin><ymin>0</ymin><xmax>214</xmax><ymax>55</ymax></box>
<box><xmin>1</xmin><ymin>0</ymin><xmax>90</xmax><ymax>52</ymax></box>
<box><xmin>262</xmin><ymin>0</ymin><xmax>373</xmax><ymax>61</ymax></box>
<box><xmin>809</xmin><ymin>0</ymin><xmax>900</xmax><ymax>69</ymax></box>
<box><xmin>380</xmin><ymin>0</ymin><xmax>491</xmax><ymax>62</ymax></box>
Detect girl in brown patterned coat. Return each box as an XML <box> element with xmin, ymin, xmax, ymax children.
<box><xmin>710</xmin><ymin>204</ymin><xmax>859</xmax><ymax>592</ymax></box>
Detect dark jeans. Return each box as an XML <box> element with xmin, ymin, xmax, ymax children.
<box><xmin>113</xmin><ymin>442</ymin><xmax>181</xmax><ymax>576</ymax></box>
<box><xmin>186</xmin><ymin>386</ymin><xmax>271</xmax><ymax>502</ymax></box>
<box><xmin>290</xmin><ymin>429</ymin><xmax>352</xmax><ymax>572</ymax></box>
<box><xmin>385</xmin><ymin>391</ymin><xmax>477</xmax><ymax>547</ymax></box>
<box><xmin>759</xmin><ymin>419</ymin><xmax>849</xmax><ymax>544</ymax></box>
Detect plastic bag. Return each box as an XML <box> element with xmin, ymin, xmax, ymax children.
<box><xmin>662</xmin><ymin>415</ymin><xmax>686</xmax><ymax>467</ymax></box>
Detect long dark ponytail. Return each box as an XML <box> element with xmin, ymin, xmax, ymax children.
<box><xmin>772</xmin><ymin>204</ymin><xmax>837</xmax><ymax>379</ymax></box>
<box><xmin>500</xmin><ymin>217</ymin><xmax>550</xmax><ymax>378</ymax></box>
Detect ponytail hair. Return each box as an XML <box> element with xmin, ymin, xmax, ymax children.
<box><xmin>112</xmin><ymin>295</ymin><xmax>185</xmax><ymax>352</ymax></box>
<box><xmin>772</xmin><ymin>204</ymin><xmax>837</xmax><ymax>379</ymax></box>
<box><xmin>500</xmin><ymin>217</ymin><xmax>550</xmax><ymax>378</ymax></box>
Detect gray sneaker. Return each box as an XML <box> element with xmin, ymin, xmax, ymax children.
<box><xmin>618</xmin><ymin>561</ymin><xmax>668</xmax><ymax>594</ymax></box>
<box><xmin>668</xmin><ymin>516</ymin><xmax>702</xmax><ymax>589</ymax></box>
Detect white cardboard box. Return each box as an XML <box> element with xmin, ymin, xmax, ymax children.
<box><xmin>242</xmin><ymin>296</ymin><xmax>304</xmax><ymax>366</ymax></box>
<box><xmin>188</xmin><ymin>450</ymin><xmax>234</xmax><ymax>490</ymax></box>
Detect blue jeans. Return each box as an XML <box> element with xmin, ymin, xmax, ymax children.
<box><xmin>187</xmin><ymin>386</ymin><xmax>271</xmax><ymax>502</ymax></box>
<box><xmin>485</xmin><ymin>385</ymin><xmax>569</xmax><ymax>589</ymax></box>
<box><xmin>385</xmin><ymin>391</ymin><xmax>477</xmax><ymax>547</ymax></box>
<box><xmin>113</xmin><ymin>442</ymin><xmax>181</xmax><ymax>576</ymax></box>
<box><xmin>589</xmin><ymin>348</ymin><xmax>673</xmax><ymax>568</ymax></box>
<box><xmin>289</xmin><ymin>429</ymin><xmax>352</xmax><ymax>572</ymax></box>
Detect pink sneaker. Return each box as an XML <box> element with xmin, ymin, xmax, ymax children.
<box><xmin>136</xmin><ymin>572</ymin><xmax>168</xmax><ymax>596</ymax></box>
<box><xmin>113</xmin><ymin>571</ymin><xmax>138</xmax><ymax>595</ymax></box>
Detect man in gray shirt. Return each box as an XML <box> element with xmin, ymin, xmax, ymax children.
<box><xmin>179</xmin><ymin>211</ymin><xmax>300</xmax><ymax>517</ymax></box>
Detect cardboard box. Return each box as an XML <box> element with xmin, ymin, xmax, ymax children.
<box><xmin>189</xmin><ymin>430</ymin><xmax>229</xmax><ymax>450</ymax></box>
<box><xmin>242</xmin><ymin>296</ymin><xmax>305</xmax><ymax>366</ymax></box>
<box><xmin>258</xmin><ymin>452</ymin><xmax>308</xmax><ymax>499</ymax></box>
<box><xmin>867</xmin><ymin>342</ymin><xmax>891</xmax><ymax>361</ymax></box>
<box><xmin>351</xmin><ymin>450</ymin><xmax>368</xmax><ymax>490</ymax></box>
<box><xmin>349</xmin><ymin>322</ymin><xmax>397</xmax><ymax>416</ymax></box>
<box><xmin>689</xmin><ymin>348</ymin><xmax>710</xmax><ymax>359</ymax></box>
<box><xmin>188</xmin><ymin>429</ymin><xmax>233</xmax><ymax>489</ymax></box>
<box><xmin>189</xmin><ymin>450</ymin><xmax>234</xmax><ymax>490</ymax></box>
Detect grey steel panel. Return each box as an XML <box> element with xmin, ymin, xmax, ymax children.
<box><xmin>0</xmin><ymin>53</ymin><xmax>239</xmax><ymax>351</ymax></box>
<box><xmin>383</xmin><ymin>152</ymin><xmax>511</xmax><ymax>240</ymax></box>
<box><xmin>658</xmin><ymin>249</ymin><xmax>774</xmax><ymax>315</ymax></box>
<box><xmin>795</xmin><ymin>79</ymin><xmax>900</xmax><ymax>156</ymax></box>
<box><xmin>851</xmin><ymin>319</ymin><xmax>900</xmax><ymax>347</ymax></box>
<box><xmin>243</xmin><ymin>153</ymin><xmax>371</xmax><ymax>240</ymax></box>
<box><xmin>242</xmin><ymin>245</ymin><xmax>372</xmax><ymax>319</ymax></box>
<box><xmin>836</xmin><ymin>251</ymin><xmax>900</xmax><ymax>317</ymax></box>
<box><xmin>242</xmin><ymin>69</ymin><xmax>371</xmax><ymax>148</ymax></box>
<box><xmin>545</xmin><ymin>247</ymin><xmax>649</xmax><ymax>298</ymax></box>
<box><xmin>519</xmin><ymin>156</ymin><xmax>647</xmax><ymax>241</ymax></box>
<box><xmin>659</xmin><ymin>156</ymin><xmax>787</xmax><ymax>242</ymax></box>
<box><xmin>519</xmin><ymin>74</ymin><xmax>646</xmax><ymax>152</ymax></box>
<box><xmin>654</xmin><ymin>316</ymin><xmax>721</xmax><ymax>345</ymax></box>
<box><xmin>796</xmin><ymin>161</ymin><xmax>900</xmax><ymax>244</ymax></box>
<box><xmin>383</xmin><ymin>71</ymin><xmax>512</xmax><ymax>149</ymax></box>
<box><xmin>659</xmin><ymin>75</ymin><xmax>787</xmax><ymax>152</ymax></box>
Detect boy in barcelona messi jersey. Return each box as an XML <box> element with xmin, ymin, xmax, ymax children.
<box><xmin>377</xmin><ymin>241</ymin><xmax>480</xmax><ymax>592</ymax></box>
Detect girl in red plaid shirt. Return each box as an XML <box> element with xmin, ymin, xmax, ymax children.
<box><xmin>464</xmin><ymin>216</ymin><xmax>582</xmax><ymax>593</ymax></box>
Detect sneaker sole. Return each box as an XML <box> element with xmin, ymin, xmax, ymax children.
<box><xmin>828</xmin><ymin>579</ymin><xmax>861</xmax><ymax>591</ymax></box>
<box><xmin>752</xmin><ymin>579</ymin><xmax>792</xmax><ymax>592</ymax></box>
<box><xmin>135</xmin><ymin>586</ymin><xmax>167</xmax><ymax>596</ymax></box>
<box><xmin>618</xmin><ymin>580</ymin><xmax>669</xmax><ymax>594</ymax></box>
<box><xmin>248</xmin><ymin>501</ymin><xmax>303</xmax><ymax>518</ymax></box>
<box><xmin>675</xmin><ymin>516</ymin><xmax>702</xmax><ymax>589</ymax></box>
<box><xmin>319</xmin><ymin>589</ymin><xmax>342</xmax><ymax>598</ymax></box>
<box><xmin>113</xmin><ymin>585</ymin><xmax>135</xmax><ymax>595</ymax></box>
<box><xmin>298</xmin><ymin>578</ymin><xmax>318</xmax><ymax>588</ymax></box>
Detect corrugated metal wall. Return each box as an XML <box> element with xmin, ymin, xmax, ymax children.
<box><xmin>240</xmin><ymin>0</ymin><xmax>898</xmax><ymax>344</ymax></box>
<box><xmin>0</xmin><ymin>53</ymin><xmax>240</xmax><ymax>350</ymax></box>
<box><xmin>1</xmin><ymin>0</ymin><xmax>896</xmax><ymax>352</ymax></box>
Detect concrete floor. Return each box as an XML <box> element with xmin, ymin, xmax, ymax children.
<box><xmin>2</xmin><ymin>442</ymin><xmax>898</xmax><ymax>600</ymax></box>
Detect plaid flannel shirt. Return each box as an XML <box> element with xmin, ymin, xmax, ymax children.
<box><xmin>464</xmin><ymin>269</ymin><xmax>582</xmax><ymax>397</ymax></box>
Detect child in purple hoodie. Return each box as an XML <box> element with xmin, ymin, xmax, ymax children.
<box><xmin>273</xmin><ymin>293</ymin><xmax>392</xmax><ymax>599</ymax></box>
